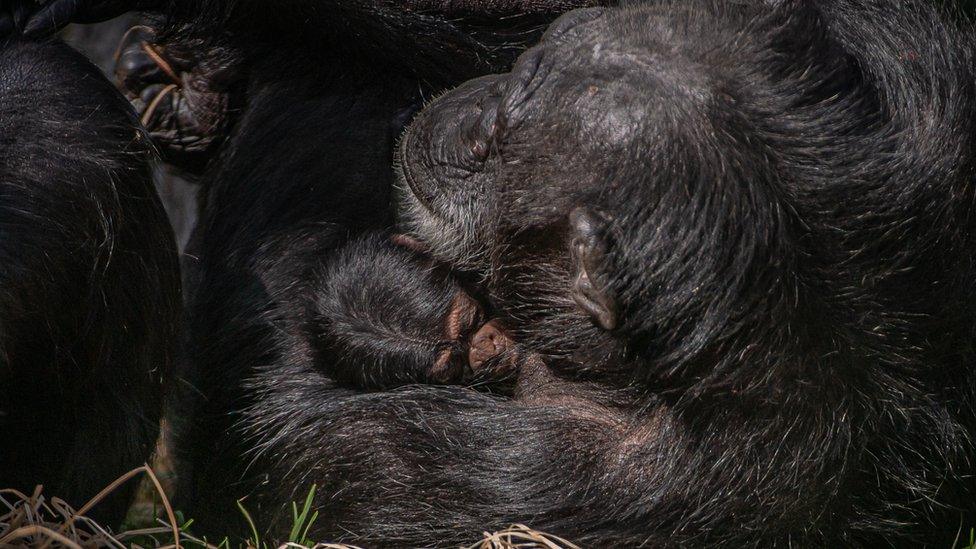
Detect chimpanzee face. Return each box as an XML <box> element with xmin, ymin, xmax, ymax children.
<box><xmin>396</xmin><ymin>1</ymin><xmax>792</xmax><ymax>380</ymax></box>
<box><xmin>397</xmin><ymin>7</ymin><xmax>658</xmax><ymax>333</ymax></box>
<box><xmin>396</xmin><ymin>5</ymin><xmax>743</xmax><ymax>367</ymax></box>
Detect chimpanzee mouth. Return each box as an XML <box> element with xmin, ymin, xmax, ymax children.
<box><xmin>395</xmin><ymin>126</ymin><xmax>436</xmax><ymax>213</ymax></box>
<box><xmin>394</xmin><ymin>159</ymin><xmax>487</xmax><ymax>271</ymax></box>
<box><xmin>392</xmin><ymin>162</ymin><xmax>442</xmax><ymax>244</ymax></box>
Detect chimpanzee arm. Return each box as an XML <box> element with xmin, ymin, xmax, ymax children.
<box><xmin>183</xmin><ymin>229</ymin><xmax>969</xmax><ymax>547</ymax></box>
<box><xmin>224</xmin><ymin>352</ymin><xmax>884</xmax><ymax>547</ymax></box>
<box><xmin>245</xmin><ymin>232</ymin><xmax>513</xmax><ymax>391</ymax></box>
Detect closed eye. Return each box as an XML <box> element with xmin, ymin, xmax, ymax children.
<box><xmin>465</xmin><ymin>93</ymin><xmax>503</xmax><ymax>163</ymax></box>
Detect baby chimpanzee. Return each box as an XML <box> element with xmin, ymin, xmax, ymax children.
<box><xmin>313</xmin><ymin>234</ymin><xmax>517</xmax><ymax>390</ymax></box>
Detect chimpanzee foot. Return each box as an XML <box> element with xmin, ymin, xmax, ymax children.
<box><xmin>391</xmin><ymin>233</ymin><xmax>520</xmax><ymax>384</ymax></box>
<box><xmin>468</xmin><ymin>320</ymin><xmax>519</xmax><ymax>377</ymax></box>
<box><xmin>114</xmin><ymin>27</ymin><xmax>241</xmax><ymax>172</ymax></box>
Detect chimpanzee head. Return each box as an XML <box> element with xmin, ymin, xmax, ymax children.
<box><xmin>397</xmin><ymin>3</ymin><xmax>805</xmax><ymax>382</ymax></box>
<box><xmin>397</xmin><ymin>0</ymin><xmax>976</xmax><ymax>395</ymax></box>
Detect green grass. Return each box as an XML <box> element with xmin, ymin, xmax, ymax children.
<box><xmin>235</xmin><ymin>484</ymin><xmax>320</xmax><ymax>548</ymax></box>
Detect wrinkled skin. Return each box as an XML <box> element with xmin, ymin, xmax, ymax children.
<box><xmin>113</xmin><ymin>28</ymin><xmax>242</xmax><ymax>172</ymax></box>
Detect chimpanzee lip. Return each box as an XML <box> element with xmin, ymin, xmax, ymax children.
<box><xmin>397</xmin><ymin>126</ymin><xmax>437</xmax><ymax>214</ymax></box>
<box><xmin>390</xmin><ymin>233</ymin><xmax>429</xmax><ymax>254</ymax></box>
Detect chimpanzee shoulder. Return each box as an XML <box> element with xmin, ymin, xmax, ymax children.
<box><xmin>0</xmin><ymin>38</ymin><xmax>181</xmax><ymax>523</ymax></box>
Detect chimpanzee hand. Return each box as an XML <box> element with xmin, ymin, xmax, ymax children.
<box><xmin>310</xmin><ymin>234</ymin><xmax>520</xmax><ymax>390</ymax></box>
<box><xmin>113</xmin><ymin>28</ymin><xmax>242</xmax><ymax>172</ymax></box>
<box><xmin>0</xmin><ymin>0</ymin><xmax>157</xmax><ymax>38</ymax></box>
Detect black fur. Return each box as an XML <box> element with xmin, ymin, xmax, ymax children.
<box><xmin>311</xmin><ymin>235</ymin><xmax>482</xmax><ymax>390</ymax></box>
<box><xmin>0</xmin><ymin>38</ymin><xmax>180</xmax><ymax>523</ymax></box>
<box><xmin>180</xmin><ymin>1</ymin><xmax>974</xmax><ymax>545</ymax></box>
<box><xmin>68</xmin><ymin>0</ymin><xmax>606</xmax><ymax>536</ymax></box>
<box><xmin>392</xmin><ymin>1</ymin><xmax>976</xmax><ymax>544</ymax></box>
<box><xmin>6</xmin><ymin>0</ymin><xmax>975</xmax><ymax>546</ymax></box>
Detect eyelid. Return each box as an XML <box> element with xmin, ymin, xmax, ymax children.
<box><xmin>467</xmin><ymin>95</ymin><xmax>503</xmax><ymax>163</ymax></box>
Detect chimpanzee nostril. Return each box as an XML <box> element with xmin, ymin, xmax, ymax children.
<box><xmin>477</xmin><ymin>98</ymin><xmax>502</xmax><ymax>144</ymax></box>
<box><xmin>513</xmin><ymin>47</ymin><xmax>546</xmax><ymax>89</ymax></box>
<box><xmin>500</xmin><ymin>47</ymin><xmax>551</xmax><ymax>123</ymax></box>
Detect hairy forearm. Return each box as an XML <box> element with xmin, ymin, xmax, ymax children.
<box><xmin>240</xmin><ymin>362</ymin><xmax>886</xmax><ymax>547</ymax></box>
<box><xmin>244</xmin><ymin>381</ymin><xmax>633</xmax><ymax>545</ymax></box>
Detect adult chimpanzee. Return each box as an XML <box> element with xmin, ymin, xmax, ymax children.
<box><xmin>14</xmin><ymin>0</ymin><xmax>976</xmax><ymax>546</ymax></box>
<box><xmin>0</xmin><ymin>37</ymin><xmax>180</xmax><ymax>523</ymax></box>
<box><xmin>294</xmin><ymin>4</ymin><xmax>976</xmax><ymax>544</ymax></box>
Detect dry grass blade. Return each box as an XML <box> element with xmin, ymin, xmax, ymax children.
<box><xmin>3</xmin><ymin>474</ymin><xmax>578</xmax><ymax>549</ymax></box>
<box><xmin>139</xmin><ymin>42</ymin><xmax>181</xmax><ymax>83</ymax></box>
<box><xmin>466</xmin><ymin>524</ymin><xmax>581</xmax><ymax>549</ymax></box>
<box><xmin>0</xmin><ymin>465</ymin><xmax>180</xmax><ymax>549</ymax></box>
<box><xmin>278</xmin><ymin>543</ymin><xmax>362</xmax><ymax>549</ymax></box>
<box><xmin>42</xmin><ymin>464</ymin><xmax>180</xmax><ymax>549</ymax></box>
<box><xmin>141</xmin><ymin>84</ymin><xmax>179</xmax><ymax>126</ymax></box>
<box><xmin>0</xmin><ymin>524</ymin><xmax>84</xmax><ymax>548</ymax></box>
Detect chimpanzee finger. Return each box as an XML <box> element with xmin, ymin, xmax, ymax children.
<box><xmin>468</xmin><ymin>320</ymin><xmax>517</xmax><ymax>374</ymax></box>
<box><xmin>22</xmin><ymin>0</ymin><xmax>82</xmax><ymax>37</ymax></box>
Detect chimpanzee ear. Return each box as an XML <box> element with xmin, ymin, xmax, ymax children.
<box><xmin>569</xmin><ymin>206</ymin><xmax>618</xmax><ymax>331</ymax></box>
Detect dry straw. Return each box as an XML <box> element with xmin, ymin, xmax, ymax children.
<box><xmin>0</xmin><ymin>467</ymin><xmax>574</xmax><ymax>549</ymax></box>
